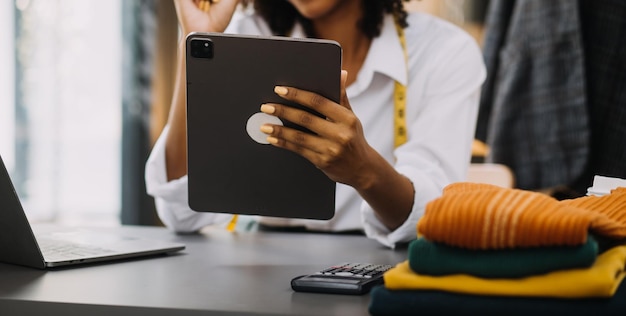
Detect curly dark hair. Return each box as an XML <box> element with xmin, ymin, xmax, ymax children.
<box><xmin>249</xmin><ymin>0</ymin><xmax>411</xmax><ymax>39</ymax></box>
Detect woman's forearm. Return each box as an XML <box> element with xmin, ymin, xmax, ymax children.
<box><xmin>355</xmin><ymin>149</ymin><xmax>414</xmax><ymax>231</ymax></box>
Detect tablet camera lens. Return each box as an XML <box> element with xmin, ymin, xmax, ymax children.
<box><xmin>190</xmin><ymin>39</ymin><xmax>213</xmax><ymax>59</ymax></box>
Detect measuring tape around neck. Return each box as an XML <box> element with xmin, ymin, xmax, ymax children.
<box><xmin>394</xmin><ymin>21</ymin><xmax>408</xmax><ymax>149</ymax></box>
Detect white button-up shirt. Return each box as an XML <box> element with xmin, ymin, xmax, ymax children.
<box><xmin>145</xmin><ymin>11</ymin><xmax>486</xmax><ymax>248</ymax></box>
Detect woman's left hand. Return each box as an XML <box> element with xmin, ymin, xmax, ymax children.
<box><xmin>259</xmin><ymin>70</ymin><xmax>376</xmax><ymax>190</ymax></box>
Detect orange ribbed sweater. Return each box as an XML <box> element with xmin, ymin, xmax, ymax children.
<box><xmin>417</xmin><ymin>183</ymin><xmax>626</xmax><ymax>250</ymax></box>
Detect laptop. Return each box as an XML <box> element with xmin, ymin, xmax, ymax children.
<box><xmin>185</xmin><ymin>32</ymin><xmax>341</xmax><ymax>220</ymax></box>
<box><xmin>0</xmin><ymin>154</ymin><xmax>185</xmax><ymax>269</ymax></box>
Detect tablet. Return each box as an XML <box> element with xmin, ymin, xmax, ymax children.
<box><xmin>185</xmin><ymin>32</ymin><xmax>341</xmax><ymax>220</ymax></box>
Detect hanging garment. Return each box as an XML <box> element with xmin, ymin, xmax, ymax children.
<box><xmin>475</xmin><ymin>0</ymin><xmax>589</xmax><ymax>191</ymax></box>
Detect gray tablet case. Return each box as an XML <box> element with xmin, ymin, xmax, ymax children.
<box><xmin>185</xmin><ymin>32</ymin><xmax>341</xmax><ymax>220</ymax></box>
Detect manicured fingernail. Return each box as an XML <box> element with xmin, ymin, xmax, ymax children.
<box><xmin>267</xmin><ymin>136</ymin><xmax>278</xmax><ymax>144</ymax></box>
<box><xmin>260</xmin><ymin>125</ymin><xmax>273</xmax><ymax>134</ymax></box>
<box><xmin>274</xmin><ymin>86</ymin><xmax>288</xmax><ymax>96</ymax></box>
<box><xmin>260</xmin><ymin>104</ymin><xmax>275</xmax><ymax>114</ymax></box>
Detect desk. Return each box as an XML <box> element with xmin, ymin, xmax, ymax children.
<box><xmin>0</xmin><ymin>225</ymin><xmax>407</xmax><ymax>316</ymax></box>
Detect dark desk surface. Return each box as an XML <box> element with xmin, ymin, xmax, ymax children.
<box><xmin>0</xmin><ymin>225</ymin><xmax>407</xmax><ymax>316</ymax></box>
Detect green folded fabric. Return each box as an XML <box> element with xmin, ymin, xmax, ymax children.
<box><xmin>408</xmin><ymin>236</ymin><xmax>599</xmax><ymax>278</ymax></box>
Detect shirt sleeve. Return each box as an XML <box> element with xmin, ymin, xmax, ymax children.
<box><xmin>361</xmin><ymin>23</ymin><xmax>487</xmax><ymax>248</ymax></box>
<box><xmin>145</xmin><ymin>125</ymin><xmax>233</xmax><ymax>233</ymax></box>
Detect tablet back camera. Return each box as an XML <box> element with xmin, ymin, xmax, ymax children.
<box><xmin>190</xmin><ymin>39</ymin><xmax>213</xmax><ymax>59</ymax></box>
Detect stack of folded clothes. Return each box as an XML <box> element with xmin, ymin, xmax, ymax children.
<box><xmin>370</xmin><ymin>183</ymin><xmax>626</xmax><ymax>316</ymax></box>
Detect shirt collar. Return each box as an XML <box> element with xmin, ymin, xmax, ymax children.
<box><xmin>348</xmin><ymin>14</ymin><xmax>408</xmax><ymax>97</ymax></box>
<box><xmin>292</xmin><ymin>15</ymin><xmax>407</xmax><ymax>95</ymax></box>
<box><xmin>366</xmin><ymin>14</ymin><xmax>408</xmax><ymax>86</ymax></box>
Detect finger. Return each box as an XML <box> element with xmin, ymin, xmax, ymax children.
<box><xmin>175</xmin><ymin>0</ymin><xmax>241</xmax><ymax>34</ymax></box>
<box><xmin>273</xmin><ymin>86</ymin><xmax>352</xmax><ymax>123</ymax></box>
<box><xmin>261</xmin><ymin>123</ymin><xmax>337</xmax><ymax>156</ymax></box>
<box><xmin>210</xmin><ymin>0</ymin><xmax>240</xmax><ymax>11</ymax></box>
<box><xmin>186</xmin><ymin>0</ymin><xmax>207</xmax><ymax>12</ymax></box>
<box><xmin>202</xmin><ymin>0</ymin><xmax>210</xmax><ymax>12</ymax></box>
<box><xmin>260</xmin><ymin>103</ymin><xmax>342</xmax><ymax>140</ymax></box>
<box><xmin>265</xmin><ymin>132</ymin><xmax>334</xmax><ymax>170</ymax></box>
<box><xmin>340</xmin><ymin>70</ymin><xmax>351</xmax><ymax>111</ymax></box>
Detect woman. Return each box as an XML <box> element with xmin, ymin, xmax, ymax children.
<box><xmin>145</xmin><ymin>0</ymin><xmax>486</xmax><ymax>248</ymax></box>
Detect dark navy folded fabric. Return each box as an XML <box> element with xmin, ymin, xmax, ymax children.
<box><xmin>368</xmin><ymin>283</ymin><xmax>626</xmax><ymax>316</ymax></box>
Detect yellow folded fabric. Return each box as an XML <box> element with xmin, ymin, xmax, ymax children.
<box><xmin>384</xmin><ymin>245</ymin><xmax>626</xmax><ymax>299</ymax></box>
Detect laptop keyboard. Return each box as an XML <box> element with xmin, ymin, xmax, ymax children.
<box><xmin>38</xmin><ymin>239</ymin><xmax>115</xmax><ymax>261</ymax></box>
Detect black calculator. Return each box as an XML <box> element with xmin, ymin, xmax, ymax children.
<box><xmin>290</xmin><ymin>263</ymin><xmax>394</xmax><ymax>295</ymax></box>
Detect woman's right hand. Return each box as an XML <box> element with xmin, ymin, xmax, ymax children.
<box><xmin>173</xmin><ymin>0</ymin><xmax>241</xmax><ymax>35</ymax></box>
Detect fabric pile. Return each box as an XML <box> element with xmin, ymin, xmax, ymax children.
<box><xmin>369</xmin><ymin>183</ymin><xmax>626</xmax><ymax>315</ymax></box>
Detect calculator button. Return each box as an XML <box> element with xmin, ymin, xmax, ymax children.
<box><xmin>334</xmin><ymin>272</ymin><xmax>354</xmax><ymax>277</ymax></box>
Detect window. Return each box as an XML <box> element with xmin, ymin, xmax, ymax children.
<box><xmin>2</xmin><ymin>0</ymin><xmax>122</xmax><ymax>226</ymax></box>
<box><xmin>0</xmin><ymin>1</ymin><xmax>15</xmax><ymax>169</ymax></box>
